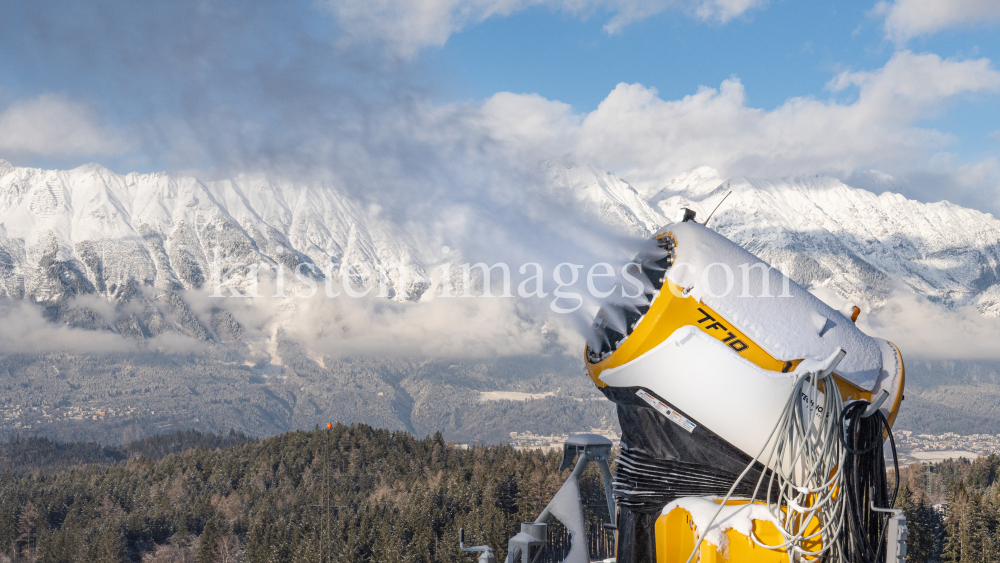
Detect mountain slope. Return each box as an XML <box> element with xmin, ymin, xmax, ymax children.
<box><xmin>544</xmin><ymin>161</ymin><xmax>665</xmax><ymax>237</ymax></box>
<box><xmin>5</xmin><ymin>159</ymin><xmax>1000</xmax><ymax>443</ymax></box>
<box><xmin>0</xmin><ymin>162</ymin><xmax>431</xmax><ymax>307</ymax></box>
<box><xmin>4</xmin><ymin>158</ymin><xmax>1000</xmax><ymax>342</ymax></box>
<box><xmin>650</xmin><ymin>169</ymin><xmax>1000</xmax><ymax>315</ymax></box>
<box><xmin>0</xmin><ymin>160</ymin><xmax>665</xmax><ymax>332</ymax></box>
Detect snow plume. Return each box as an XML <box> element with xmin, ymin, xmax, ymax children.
<box><xmin>0</xmin><ymin>1</ymin><xmax>641</xmax><ymax>285</ymax></box>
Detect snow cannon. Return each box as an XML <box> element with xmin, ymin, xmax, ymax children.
<box><xmin>585</xmin><ymin>215</ymin><xmax>906</xmax><ymax>563</ymax></box>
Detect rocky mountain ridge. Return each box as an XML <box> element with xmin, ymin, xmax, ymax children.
<box><xmin>2</xmin><ymin>158</ymin><xmax>999</xmax><ymax>347</ymax></box>
<box><xmin>650</xmin><ymin>166</ymin><xmax>1000</xmax><ymax>316</ymax></box>
<box><xmin>3</xmin><ymin>159</ymin><xmax>1000</xmax><ymax>443</ymax></box>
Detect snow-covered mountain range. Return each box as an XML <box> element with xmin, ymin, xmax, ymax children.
<box><xmin>5</xmin><ymin>158</ymin><xmax>1000</xmax><ymax>443</ymax></box>
<box><xmin>1</xmin><ymin>157</ymin><xmax>999</xmax><ymax>345</ymax></box>
<box><xmin>649</xmin><ymin>166</ymin><xmax>1000</xmax><ymax>317</ymax></box>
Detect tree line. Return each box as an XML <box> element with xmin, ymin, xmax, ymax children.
<box><xmin>1</xmin><ymin>424</ymin><xmax>612</xmax><ymax>563</ymax></box>
<box><xmin>0</xmin><ymin>429</ymin><xmax>252</xmax><ymax>475</ymax></box>
<box><xmin>894</xmin><ymin>453</ymin><xmax>1000</xmax><ymax>562</ymax></box>
<box><xmin>11</xmin><ymin>423</ymin><xmax>1000</xmax><ymax>563</ymax></box>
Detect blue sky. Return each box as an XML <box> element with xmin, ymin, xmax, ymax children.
<box><xmin>0</xmin><ymin>0</ymin><xmax>998</xmax><ymax>211</ymax></box>
<box><xmin>425</xmin><ymin>1</ymin><xmax>999</xmax><ymax>155</ymax></box>
<box><xmin>430</xmin><ymin>2</ymin><xmax>877</xmax><ymax>111</ymax></box>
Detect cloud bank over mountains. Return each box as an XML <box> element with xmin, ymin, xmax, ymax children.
<box><xmin>1</xmin><ymin>157</ymin><xmax>1000</xmax><ymax>363</ymax></box>
<box><xmin>495</xmin><ymin>50</ymin><xmax>1000</xmax><ymax>192</ymax></box>
<box><xmin>0</xmin><ymin>1</ymin><xmax>999</xmax><ymax>364</ymax></box>
<box><xmin>0</xmin><ymin>95</ymin><xmax>130</xmax><ymax>160</ymax></box>
<box><xmin>0</xmin><ymin>1</ymin><xmax>997</xmax><ymax>218</ymax></box>
<box><xmin>3</xmin><ymin>49</ymin><xmax>997</xmax><ymax>214</ymax></box>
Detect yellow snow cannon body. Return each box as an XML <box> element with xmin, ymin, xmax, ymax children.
<box><xmin>585</xmin><ymin>219</ymin><xmax>905</xmax><ymax>563</ymax></box>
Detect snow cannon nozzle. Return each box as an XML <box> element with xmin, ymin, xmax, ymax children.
<box><xmin>580</xmin><ymin>222</ymin><xmax>907</xmax><ymax>563</ymax></box>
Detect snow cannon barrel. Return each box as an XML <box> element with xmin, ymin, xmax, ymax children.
<box><xmin>584</xmin><ymin>221</ymin><xmax>904</xmax><ymax>563</ymax></box>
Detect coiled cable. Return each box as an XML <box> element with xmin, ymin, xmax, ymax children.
<box><xmin>749</xmin><ymin>358</ymin><xmax>847</xmax><ymax>560</ymax></box>
<box><xmin>683</xmin><ymin>349</ymin><xmax>848</xmax><ymax>563</ymax></box>
<box><xmin>839</xmin><ymin>399</ymin><xmax>899</xmax><ymax>563</ymax></box>
<box><xmin>679</xmin><ymin>349</ymin><xmax>902</xmax><ymax>563</ymax></box>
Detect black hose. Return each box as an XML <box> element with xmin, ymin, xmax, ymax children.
<box><xmin>839</xmin><ymin>400</ymin><xmax>899</xmax><ymax>563</ymax></box>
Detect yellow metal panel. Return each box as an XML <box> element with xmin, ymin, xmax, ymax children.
<box><xmin>654</xmin><ymin>502</ymin><xmax>823</xmax><ymax>563</ymax></box>
<box><xmin>582</xmin><ymin>279</ymin><xmax>896</xmax><ymax>412</ymax></box>
<box><xmin>585</xmin><ymin>279</ymin><xmax>801</xmax><ymax>388</ymax></box>
<box><xmin>655</xmin><ymin>505</ymin><xmax>696</xmax><ymax>563</ymax></box>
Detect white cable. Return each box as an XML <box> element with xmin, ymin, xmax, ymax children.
<box><xmin>680</xmin><ymin>372</ymin><xmax>807</xmax><ymax>563</ymax></box>
<box><xmin>682</xmin><ymin>350</ymin><xmax>847</xmax><ymax>563</ymax></box>
<box><xmin>750</xmin><ymin>367</ymin><xmax>846</xmax><ymax>561</ymax></box>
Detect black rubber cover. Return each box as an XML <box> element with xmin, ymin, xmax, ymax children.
<box><xmin>602</xmin><ymin>386</ymin><xmax>773</xmax><ymax>563</ymax></box>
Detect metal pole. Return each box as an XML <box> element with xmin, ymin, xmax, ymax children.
<box><xmin>326</xmin><ymin>423</ymin><xmax>331</xmax><ymax>563</ymax></box>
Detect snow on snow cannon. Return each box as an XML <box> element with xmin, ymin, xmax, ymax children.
<box><xmin>585</xmin><ymin>213</ymin><xmax>905</xmax><ymax>563</ymax></box>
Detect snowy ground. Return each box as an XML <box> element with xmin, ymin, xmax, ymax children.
<box><xmin>478</xmin><ymin>390</ymin><xmax>559</xmax><ymax>402</ymax></box>
<box><xmin>897</xmin><ymin>450</ymin><xmax>982</xmax><ymax>466</ymax></box>
<box><xmin>909</xmin><ymin>450</ymin><xmax>981</xmax><ymax>462</ymax></box>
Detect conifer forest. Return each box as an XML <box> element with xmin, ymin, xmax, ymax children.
<box><xmin>1</xmin><ymin>425</ymin><xmax>614</xmax><ymax>563</ymax></box>
<box><xmin>5</xmin><ymin>424</ymin><xmax>1000</xmax><ymax>562</ymax></box>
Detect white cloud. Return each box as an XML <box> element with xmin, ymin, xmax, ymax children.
<box><xmin>325</xmin><ymin>0</ymin><xmax>767</xmax><ymax>58</ymax></box>
<box><xmin>0</xmin><ymin>94</ymin><xmax>130</xmax><ymax>158</ymax></box>
<box><xmin>692</xmin><ymin>0</ymin><xmax>767</xmax><ymax>23</ymax></box>
<box><xmin>0</xmin><ymin>301</ymin><xmax>132</xmax><ymax>354</ymax></box>
<box><xmin>893</xmin><ymin>156</ymin><xmax>1000</xmax><ymax>216</ymax></box>
<box><xmin>189</xmin><ymin>280</ymin><xmax>582</xmax><ymax>358</ymax></box>
<box><xmin>478</xmin><ymin>92</ymin><xmax>579</xmax><ymax>153</ymax></box>
<box><xmin>875</xmin><ymin>0</ymin><xmax>1000</xmax><ymax>42</ymax></box>
<box><xmin>811</xmin><ymin>284</ymin><xmax>1000</xmax><ymax>361</ymax></box>
<box><xmin>475</xmin><ymin>51</ymin><xmax>1000</xmax><ymax>192</ymax></box>
<box><xmin>828</xmin><ymin>50</ymin><xmax>1000</xmax><ymax>109</ymax></box>
<box><xmin>865</xmin><ymin>292</ymin><xmax>1000</xmax><ymax>360</ymax></box>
